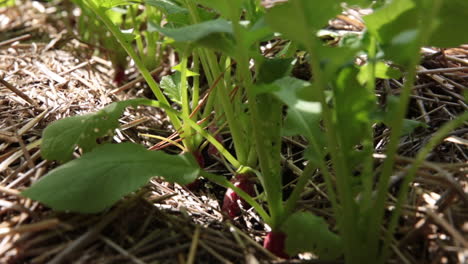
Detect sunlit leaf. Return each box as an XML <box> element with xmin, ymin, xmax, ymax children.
<box><xmin>154</xmin><ymin>19</ymin><xmax>236</xmax><ymax>55</ymax></box>
<box><xmin>41</xmin><ymin>99</ymin><xmax>150</xmax><ymax>162</ymax></box>
<box><xmin>357</xmin><ymin>61</ymin><xmax>402</xmax><ymax>84</ymax></box>
<box><xmin>364</xmin><ymin>0</ymin><xmax>420</xmax><ymax>66</ymax></box>
<box><xmin>265</xmin><ymin>0</ymin><xmax>341</xmax><ymax>47</ymax></box>
<box><xmin>23</xmin><ymin>143</ymin><xmax>200</xmax><ymax>213</ymax></box>
<box><xmin>427</xmin><ymin>0</ymin><xmax>468</xmax><ymax>47</ymax></box>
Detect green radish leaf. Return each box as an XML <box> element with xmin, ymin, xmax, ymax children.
<box><xmin>270</xmin><ymin>77</ymin><xmax>310</xmax><ymax>106</ymax></box>
<box><xmin>383</xmin><ymin>96</ymin><xmax>428</xmax><ymax>135</ymax></box>
<box><xmin>255</xmin><ymin>92</ymin><xmax>284</xmax><ymax>197</ymax></box>
<box><xmin>364</xmin><ymin>0</ymin><xmax>416</xmax><ymax>43</ymax></box>
<box><xmin>155</xmin><ymin>19</ymin><xmax>233</xmax><ymax>41</ymax></box>
<box><xmin>245</xmin><ymin>17</ymin><xmax>274</xmax><ymax>48</ymax></box>
<box><xmin>145</xmin><ymin>0</ymin><xmax>189</xmax><ymax>25</ymax></box>
<box><xmin>282</xmin><ymin>212</ymin><xmax>343</xmax><ymax>260</ymax></box>
<box><xmin>22</xmin><ymin>143</ymin><xmax>200</xmax><ymax>213</ymax></box>
<box><xmin>41</xmin><ymin>99</ymin><xmax>150</xmax><ymax>163</ymax></box>
<box><xmin>270</xmin><ymin>77</ymin><xmax>326</xmax><ymax>163</ymax></box>
<box><xmin>363</xmin><ymin>0</ymin><xmax>420</xmax><ymax>66</ymax></box>
<box><xmin>272</xmin><ymin>78</ymin><xmax>323</xmax><ymax>140</ymax></box>
<box><xmin>172</xmin><ymin>64</ymin><xmax>199</xmax><ymax>76</ymax></box>
<box><xmin>265</xmin><ymin>0</ymin><xmax>341</xmax><ymax>47</ymax></box>
<box><xmin>145</xmin><ymin>0</ymin><xmax>216</xmax><ymax>26</ymax></box>
<box><xmin>257</xmin><ymin>57</ymin><xmax>294</xmax><ymax>84</ymax></box>
<box><xmin>160</xmin><ymin>74</ymin><xmax>182</xmax><ymax>106</ymax></box>
<box><xmin>154</xmin><ymin>19</ymin><xmax>236</xmax><ymax>55</ymax></box>
<box><xmin>0</xmin><ymin>0</ymin><xmax>15</xmax><ymax>7</ymax></box>
<box><xmin>427</xmin><ymin>0</ymin><xmax>468</xmax><ymax>47</ymax></box>
<box><xmin>333</xmin><ymin>66</ymin><xmax>376</xmax><ymax>171</ymax></box>
<box><xmin>357</xmin><ymin>61</ymin><xmax>402</xmax><ymax>84</ymax></box>
<box><xmin>194</xmin><ymin>0</ymin><xmax>240</xmax><ymax>18</ymax></box>
<box><xmin>315</xmin><ymin>44</ymin><xmax>357</xmax><ymax>80</ymax></box>
<box><xmin>345</xmin><ymin>0</ymin><xmax>374</xmax><ymax>7</ymax></box>
<box><xmin>89</xmin><ymin>0</ymin><xmax>130</xmax><ymax>9</ymax></box>
<box><xmin>145</xmin><ymin>0</ymin><xmax>186</xmax><ymax>15</ymax></box>
<box><xmin>400</xmin><ymin>119</ymin><xmax>428</xmax><ymax>135</ymax></box>
<box><xmin>283</xmin><ymin>100</ymin><xmax>322</xmax><ymax>139</ymax></box>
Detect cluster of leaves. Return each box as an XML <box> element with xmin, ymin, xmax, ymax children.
<box><xmin>22</xmin><ymin>0</ymin><xmax>468</xmax><ymax>262</ymax></box>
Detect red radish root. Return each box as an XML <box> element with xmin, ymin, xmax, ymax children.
<box><xmin>113</xmin><ymin>66</ymin><xmax>127</xmax><ymax>86</ymax></box>
<box><xmin>222</xmin><ymin>173</ymin><xmax>255</xmax><ymax>218</ymax></box>
<box><xmin>264</xmin><ymin>231</ymin><xmax>289</xmax><ymax>259</ymax></box>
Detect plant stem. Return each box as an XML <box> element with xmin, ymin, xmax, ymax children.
<box><xmin>133</xmin><ymin>98</ymin><xmax>241</xmax><ymax>168</ymax></box>
<box><xmin>85</xmin><ymin>1</ymin><xmax>182</xmax><ymax>131</ymax></box>
<box><xmin>227</xmin><ymin>3</ymin><xmax>284</xmax><ymax>229</ymax></box>
<box><xmin>283</xmin><ymin>162</ymin><xmax>315</xmax><ymax>215</ymax></box>
<box><xmin>368</xmin><ymin>0</ymin><xmax>442</xmax><ymax>263</ymax></box>
<box><xmin>380</xmin><ymin>111</ymin><xmax>468</xmax><ymax>262</ymax></box>
<box><xmin>201</xmin><ymin>170</ymin><xmax>270</xmax><ymax>222</ymax></box>
<box><xmin>178</xmin><ymin>52</ymin><xmax>194</xmax><ymax>150</ymax></box>
<box><xmin>191</xmin><ymin>52</ymin><xmax>200</xmax><ymax>112</ymax></box>
<box><xmin>184</xmin><ymin>0</ymin><xmax>248</xmax><ymax>165</ymax></box>
<box><xmin>291</xmin><ymin>0</ymin><xmax>360</xmax><ymax>261</ymax></box>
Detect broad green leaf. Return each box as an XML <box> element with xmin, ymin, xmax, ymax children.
<box><xmin>400</xmin><ymin>119</ymin><xmax>428</xmax><ymax>135</ymax></box>
<box><xmin>86</xmin><ymin>0</ymin><xmax>131</xmax><ymax>9</ymax></box>
<box><xmin>383</xmin><ymin>96</ymin><xmax>428</xmax><ymax>135</ymax></box>
<box><xmin>357</xmin><ymin>61</ymin><xmax>402</xmax><ymax>84</ymax></box>
<box><xmin>271</xmin><ymin>77</ymin><xmax>326</xmax><ymax>163</ymax></box>
<box><xmin>0</xmin><ymin>0</ymin><xmax>16</xmax><ymax>7</ymax></box>
<box><xmin>145</xmin><ymin>0</ymin><xmax>215</xmax><ymax>26</ymax></box>
<box><xmin>154</xmin><ymin>19</ymin><xmax>236</xmax><ymax>55</ymax></box>
<box><xmin>333</xmin><ymin>66</ymin><xmax>376</xmax><ymax>170</ymax></box>
<box><xmin>345</xmin><ymin>0</ymin><xmax>374</xmax><ymax>7</ymax></box>
<box><xmin>315</xmin><ymin>44</ymin><xmax>357</xmax><ymax>80</ymax></box>
<box><xmin>271</xmin><ymin>77</ymin><xmax>310</xmax><ymax>106</ymax></box>
<box><xmin>364</xmin><ymin>0</ymin><xmax>416</xmax><ymax>43</ymax></box>
<box><xmin>427</xmin><ymin>0</ymin><xmax>468</xmax><ymax>47</ymax></box>
<box><xmin>245</xmin><ymin>17</ymin><xmax>274</xmax><ymax>48</ymax></box>
<box><xmin>145</xmin><ymin>0</ymin><xmax>190</xmax><ymax>26</ymax></box>
<box><xmin>22</xmin><ymin>143</ymin><xmax>200</xmax><ymax>213</ymax></box>
<box><xmin>255</xmin><ymin>93</ymin><xmax>283</xmax><ymax>200</ymax></box>
<box><xmin>272</xmin><ymin>78</ymin><xmax>323</xmax><ymax>140</ymax></box>
<box><xmin>194</xmin><ymin>0</ymin><xmax>241</xmax><ymax>18</ymax></box>
<box><xmin>89</xmin><ymin>0</ymin><xmax>130</xmax><ymax>8</ymax></box>
<box><xmin>265</xmin><ymin>0</ymin><xmax>340</xmax><ymax>47</ymax></box>
<box><xmin>172</xmin><ymin>64</ymin><xmax>199</xmax><ymax>76</ymax></box>
<box><xmin>363</xmin><ymin>0</ymin><xmax>420</xmax><ymax>66</ymax></box>
<box><xmin>155</xmin><ymin>18</ymin><xmax>232</xmax><ymax>41</ymax></box>
<box><xmin>41</xmin><ymin>99</ymin><xmax>150</xmax><ymax>163</ymax></box>
<box><xmin>334</xmin><ymin>67</ymin><xmax>375</xmax><ymax>142</ymax></box>
<box><xmin>283</xmin><ymin>100</ymin><xmax>322</xmax><ymax>139</ymax></box>
<box><xmin>160</xmin><ymin>74</ymin><xmax>182</xmax><ymax>105</ymax></box>
<box><xmin>282</xmin><ymin>212</ymin><xmax>343</xmax><ymax>259</ymax></box>
<box><xmin>146</xmin><ymin>0</ymin><xmax>186</xmax><ymax>15</ymax></box>
<box><xmin>256</xmin><ymin>57</ymin><xmax>294</xmax><ymax>84</ymax></box>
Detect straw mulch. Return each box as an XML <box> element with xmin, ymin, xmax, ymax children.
<box><xmin>0</xmin><ymin>1</ymin><xmax>467</xmax><ymax>264</ymax></box>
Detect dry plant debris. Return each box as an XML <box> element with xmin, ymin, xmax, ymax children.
<box><xmin>0</xmin><ymin>1</ymin><xmax>467</xmax><ymax>264</ymax></box>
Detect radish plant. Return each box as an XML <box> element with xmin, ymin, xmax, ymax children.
<box><xmin>22</xmin><ymin>0</ymin><xmax>468</xmax><ymax>262</ymax></box>
<box><xmin>72</xmin><ymin>0</ymin><xmax>162</xmax><ymax>84</ymax></box>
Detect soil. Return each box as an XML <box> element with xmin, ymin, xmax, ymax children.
<box><xmin>0</xmin><ymin>1</ymin><xmax>467</xmax><ymax>264</ymax></box>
